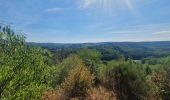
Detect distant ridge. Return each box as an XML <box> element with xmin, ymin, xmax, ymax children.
<box><xmin>27</xmin><ymin>41</ymin><xmax>170</xmax><ymax>60</ymax></box>
<box><xmin>27</xmin><ymin>41</ymin><xmax>170</xmax><ymax>49</ymax></box>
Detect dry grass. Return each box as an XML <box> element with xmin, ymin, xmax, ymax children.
<box><xmin>86</xmin><ymin>86</ymin><xmax>117</xmax><ymax>100</ymax></box>
<box><xmin>42</xmin><ymin>61</ymin><xmax>95</xmax><ymax>100</ymax></box>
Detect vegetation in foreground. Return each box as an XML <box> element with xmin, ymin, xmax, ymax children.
<box><xmin>0</xmin><ymin>26</ymin><xmax>170</xmax><ymax>100</ymax></box>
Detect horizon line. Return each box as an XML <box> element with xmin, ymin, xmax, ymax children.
<box><xmin>27</xmin><ymin>40</ymin><xmax>170</xmax><ymax>44</ymax></box>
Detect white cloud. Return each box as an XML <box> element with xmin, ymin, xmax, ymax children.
<box><xmin>79</xmin><ymin>0</ymin><xmax>136</xmax><ymax>13</ymax></box>
<box><xmin>80</xmin><ymin>0</ymin><xmax>113</xmax><ymax>9</ymax></box>
<box><xmin>99</xmin><ymin>23</ymin><xmax>170</xmax><ymax>35</ymax></box>
<box><xmin>45</xmin><ymin>7</ymin><xmax>64</xmax><ymax>13</ymax></box>
<box><xmin>153</xmin><ymin>30</ymin><xmax>170</xmax><ymax>34</ymax></box>
<box><xmin>105</xmin><ymin>30</ymin><xmax>141</xmax><ymax>34</ymax></box>
<box><xmin>80</xmin><ymin>0</ymin><xmax>97</xmax><ymax>8</ymax></box>
<box><xmin>123</xmin><ymin>0</ymin><xmax>136</xmax><ymax>13</ymax></box>
<box><xmin>78</xmin><ymin>0</ymin><xmax>158</xmax><ymax>15</ymax></box>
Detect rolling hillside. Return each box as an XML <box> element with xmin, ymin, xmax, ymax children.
<box><xmin>28</xmin><ymin>41</ymin><xmax>170</xmax><ymax>60</ymax></box>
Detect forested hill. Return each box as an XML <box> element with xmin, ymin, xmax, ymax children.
<box><xmin>28</xmin><ymin>41</ymin><xmax>170</xmax><ymax>60</ymax></box>
<box><xmin>28</xmin><ymin>41</ymin><xmax>170</xmax><ymax>49</ymax></box>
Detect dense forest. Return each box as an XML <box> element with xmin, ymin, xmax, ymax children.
<box><xmin>28</xmin><ymin>41</ymin><xmax>170</xmax><ymax>60</ymax></box>
<box><xmin>0</xmin><ymin>26</ymin><xmax>170</xmax><ymax>100</ymax></box>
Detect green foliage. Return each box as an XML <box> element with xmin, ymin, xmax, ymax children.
<box><xmin>43</xmin><ymin>56</ymin><xmax>94</xmax><ymax>99</ymax></box>
<box><xmin>0</xmin><ymin>26</ymin><xmax>52</xmax><ymax>99</ymax></box>
<box><xmin>152</xmin><ymin>57</ymin><xmax>170</xmax><ymax>99</ymax></box>
<box><xmin>98</xmin><ymin>60</ymin><xmax>150</xmax><ymax>100</ymax></box>
<box><xmin>59</xmin><ymin>59</ymin><xmax>94</xmax><ymax>98</ymax></box>
<box><xmin>77</xmin><ymin>48</ymin><xmax>102</xmax><ymax>75</ymax></box>
<box><xmin>58</xmin><ymin>55</ymin><xmax>84</xmax><ymax>84</ymax></box>
<box><xmin>51</xmin><ymin>49</ymin><xmax>76</xmax><ymax>64</ymax></box>
<box><xmin>45</xmin><ymin>55</ymin><xmax>86</xmax><ymax>88</ymax></box>
<box><xmin>142</xmin><ymin>56</ymin><xmax>170</xmax><ymax>99</ymax></box>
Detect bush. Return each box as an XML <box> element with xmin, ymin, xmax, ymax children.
<box><xmin>43</xmin><ymin>57</ymin><xmax>94</xmax><ymax>99</ymax></box>
<box><xmin>98</xmin><ymin>60</ymin><xmax>150</xmax><ymax>100</ymax></box>
<box><xmin>77</xmin><ymin>48</ymin><xmax>102</xmax><ymax>75</ymax></box>
<box><xmin>0</xmin><ymin>26</ymin><xmax>51</xmax><ymax>99</ymax></box>
<box><xmin>58</xmin><ymin>60</ymin><xmax>94</xmax><ymax>98</ymax></box>
<box><xmin>150</xmin><ymin>67</ymin><xmax>170</xmax><ymax>99</ymax></box>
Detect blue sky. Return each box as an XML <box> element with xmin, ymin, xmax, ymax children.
<box><xmin>0</xmin><ymin>0</ymin><xmax>170</xmax><ymax>43</ymax></box>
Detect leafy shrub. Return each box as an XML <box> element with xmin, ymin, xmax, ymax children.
<box><xmin>150</xmin><ymin>67</ymin><xmax>170</xmax><ymax>99</ymax></box>
<box><xmin>43</xmin><ymin>57</ymin><xmax>94</xmax><ymax>99</ymax></box>
<box><xmin>77</xmin><ymin>48</ymin><xmax>102</xmax><ymax>75</ymax></box>
<box><xmin>58</xmin><ymin>60</ymin><xmax>94</xmax><ymax>98</ymax></box>
<box><xmin>53</xmin><ymin>55</ymin><xmax>86</xmax><ymax>86</ymax></box>
<box><xmin>98</xmin><ymin>60</ymin><xmax>150</xmax><ymax>100</ymax></box>
<box><xmin>0</xmin><ymin>26</ymin><xmax>51</xmax><ymax>99</ymax></box>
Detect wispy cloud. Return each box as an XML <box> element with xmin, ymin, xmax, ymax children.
<box><xmin>104</xmin><ymin>30</ymin><xmax>141</xmax><ymax>34</ymax></box>
<box><xmin>45</xmin><ymin>7</ymin><xmax>64</xmax><ymax>13</ymax></box>
<box><xmin>79</xmin><ymin>0</ymin><xmax>113</xmax><ymax>9</ymax></box>
<box><xmin>78</xmin><ymin>0</ymin><xmax>159</xmax><ymax>16</ymax></box>
<box><xmin>153</xmin><ymin>30</ymin><xmax>170</xmax><ymax>34</ymax></box>
<box><xmin>123</xmin><ymin>0</ymin><xmax>137</xmax><ymax>14</ymax></box>
<box><xmin>79</xmin><ymin>0</ymin><xmax>138</xmax><ymax>14</ymax></box>
<box><xmin>100</xmin><ymin>23</ymin><xmax>170</xmax><ymax>35</ymax></box>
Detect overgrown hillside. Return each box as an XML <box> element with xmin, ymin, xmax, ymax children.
<box><xmin>0</xmin><ymin>26</ymin><xmax>170</xmax><ymax>100</ymax></box>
